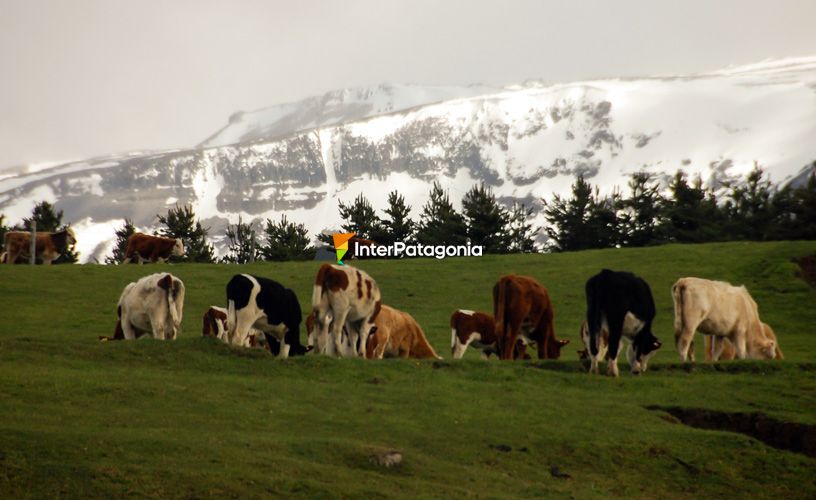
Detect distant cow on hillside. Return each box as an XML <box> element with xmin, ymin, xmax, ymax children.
<box><xmin>123</xmin><ymin>233</ymin><xmax>184</xmax><ymax>264</ymax></box>
<box><xmin>366</xmin><ymin>305</ymin><xmax>441</xmax><ymax>359</ymax></box>
<box><xmin>450</xmin><ymin>309</ymin><xmax>531</xmax><ymax>360</ymax></box>
<box><xmin>3</xmin><ymin>228</ymin><xmax>76</xmax><ymax>265</ymax></box>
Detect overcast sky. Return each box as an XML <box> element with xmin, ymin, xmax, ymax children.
<box><xmin>1</xmin><ymin>0</ymin><xmax>814</xmax><ymax>171</ymax></box>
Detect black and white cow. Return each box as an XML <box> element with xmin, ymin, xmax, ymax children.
<box><xmin>585</xmin><ymin>269</ymin><xmax>662</xmax><ymax>376</ymax></box>
<box><xmin>226</xmin><ymin>274</ymin><xmax>309</xmax><ymax>358</ymax></box>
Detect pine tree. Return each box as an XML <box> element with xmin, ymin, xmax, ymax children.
<box><xmin>338</xmin><ymin>193</ymin><xmax>381</xmax><ymax>239</ymax></box>
<box><xmin>0</xmin><ymin>214</ymin><xmax>8</xmax><ymax>252</ymax></box>
<box><xmin>105</xmin><ymin>219</ymin><xmax>136</xmax><ymax>264</ymax></box>
<box><xmin>542</xmin><ymin>176</ymin><xmax>620</xmax><ymax>251</ymax></box>
<box><xmin>724</xmin><ymin>164</ymin><xmax>774</xmax><ymax>240</ymax></box>
<box><xmin>222</xmin><ymin>216</ymin><xmax>261</xmax><ymax>264</ymax></box>
<box><xmin>619</xmin><ymin>172</ymin><xmax>666</xmax><ymax>246</ymax></box>
<box><xmin>157</xmin><ymin>204</ymin><xmax>215</xmax><ymax>263</ymax></box>
<box><xmin>261</xmin><ymin>215</ymin><xmax>316</xmax><ymax>261</ymax></box>
<box><xmin>770</xmin><ymin>169</ymin><xmax>816</xmax><ymax>240</ymax></box>
<box><xmin>415</xmin><ymin>182</ymin><xmax>468</xmax><ymax>246</ymax></box>
<box><xmin>661</xmin><ymin>171</ymin><xmax>725</xmax><ymax>243</ymax></box>
<box><xmin>506</xmin><ymin>202</ymin><xmax>538</xmax><ymax>253</ymax></box>
<box><xmin>22</xmin><ymin>201</ymin><xmax>79</xmax><ymax>263</ymax></box>
<box><xmin>462</xmin><ymin>183</ymin><xmax>510</xmax><ymax>253</ymax></box>
<box><xmin>373</xmin><ymin>190</ymin><xmax>414</xmax><ymax>245</ymax></box>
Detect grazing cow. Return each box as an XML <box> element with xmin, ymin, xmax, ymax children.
<box><xmin>703</xmin><ymin>322</ymin><xmax>784</xmax><ymax>361</ymax></box>
<box><xmin>672</xmin><ymin>277</ymin><xmax>778</xmax><ymax>362</ymax></box>
<box><xmin>3</xmin><ymin>228</ymin><xmax>76</xmax><ymax>265</ymax></box>
<box><xmin>493</xmin><ymin>275</ymin><xmax>569</xmax><ymax>360</ymax></box>
<box><xmin>202</xmin><ymin>306</ymin><xmax>261</xmax><ymax>348</ymax></box>
<box><xmin>312</xmin><ymin>263</ymin><xmax>381</xmax><ymax>357</ymax></box>
<box><xmin>585</xmin><ymin>269</ymin><xmax>662</xmax><ymax>376</ymax></box>
<box><xmin>450</xmin><ymin>310</ymin><xmax>530</xmax><ymax>360</ymax></box>
<box><xmin>365</xmin><ymin>305</ymin><xmax>441</xmax><ymax>359</ymax></box>
<box><xmin>226</xmin><ymin>274</ymin><xmax>309</xmax><ymax>358</ymax></box>
<box><xmin>123</xmin><ymin>233</ymin><xmax>184</xmax><ymax>264</ymax></box>
<box><xmin>105</xmin><ymin>273</ymin><xmax>185</xmax><ymax>340</ymax></box>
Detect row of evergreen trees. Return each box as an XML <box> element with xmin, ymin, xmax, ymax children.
<box><xmin>2</xmin><ymin>163</ymin><xmax>815</xmax><ymax>263</ymax></box>
<box><xmin>544</xmin><ymin>165</ymin><xmax>816</xmax><ymax>251</ymax></box>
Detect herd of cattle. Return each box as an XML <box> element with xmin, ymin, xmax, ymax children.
<box><xmin>2</xmin><ymin>230</ymin><xmax>781</xmax><ymax>373</ymax></box>
<box><xmin>98</xmin><ymin>252</ymin><xmax>782</xmax><ymax>376</ymax></box>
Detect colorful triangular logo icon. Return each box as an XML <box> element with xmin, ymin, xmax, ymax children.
<box><xmin>332</xmin><ymin>233</ymin><xmax>355</xmax><ymax>265</ymax></box>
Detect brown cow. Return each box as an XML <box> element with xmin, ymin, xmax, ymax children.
<box><xmin>345</xmin><ymin>236</ymin><xmax>378</xmax><ymax>260</ymax></box>
<box><xmin>202</xmin><ymin>306</ymin><xmax>260</xmax><ymax>348</ymax></box>
<box><xmin>365</xmin><ymin>305</ymin><xmax>441</xmax><ymax>359</ymax></box>
<box><xmin>3</xmin><ymin>228</ymin><xmax>76</xmax><ymax>265</ymax></box>
<box><xmin>493</xmin><ymin>275</ymin><xmax>569</xmax><ymax>360</ymax></box>
<box><xmin>123</xmin><ymin>233</ymin><xmax>184</xmax><ymax>264</ymax></box>
<box><xmin>450</xmin><ymin>310</ymin><xmax>530</xmax><ymax>360</ymax></box>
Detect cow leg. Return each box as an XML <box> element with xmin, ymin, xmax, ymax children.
<box><xmin>330</xmin><ymin>308</ymin><xmax>351</xmax><ymax>357</ymax></box>
<box><xmin>148</xmin><ymin>308</ymin><xmax>168</xmax><ymax>340</ymax></box>
<box><xmin>606</xmin><ymin>313</ymin><xmax>626</xmax><ymax>377</ymax></box>
<box><xmin>357</xmin><ymin>317</ymin><xmax>377</xmax><ymax>358</ymax></box>
<box><xmin>231</xmin><ymin>309</ymin><xmax>257</xmax><ymax>347</ymax></box>
<box><xmin>732</xmin><ymin>333</ymin><xmax>748</xmax><ymax>360</ymax></box>
<box><xmin>674</xmin><ymin>310</ymin><xmax>700</xmax><ymax>363</ymax></box>
<box><xmin>711</xmin><ymin>336</ymin><xmax>727</xmax><ymax>361</ymax></box>
<box><xmin>277</xmin><ymin>331</ymin><xmax>291</xmax><ymax>359</ymax></box>
<box><xmin>121</xmin><ymin>315</ymin><xmax>137</xmax><ymax>340</ymax></box>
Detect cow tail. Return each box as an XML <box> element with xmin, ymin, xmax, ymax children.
<box><xmin>586</xmin><ymin>278</ymin><xmax>602</xmax><ymax>357</ymax></box>
<box><xmin>312</xmin><ymin>264</ymin><xmax>330</xmax><ymax>309</ymax></box>
<box><xmin>227</xmin><ymin>298</ymin><xmax>237</xmax><ymax>339</ymax></box>
<box><xmin>165</xmin><ymin>279</ymin><xmax>180</xmax><ymax>329</ymax></box>
<box><xmin>413</xmin><ymin>323</ymin><xmax>442</xmax><ymax>360</ymax></box>
<box><xmin>671</xmin><ymin>282</ymin><xmax>685</xmax><ymax>337</ymax></box>
<box><xmin>493</xmin><ymin>278</ymin><xmax>510</xmax><ymax>356</ymax></box>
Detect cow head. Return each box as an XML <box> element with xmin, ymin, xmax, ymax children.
<box><xmin>748</xmin><ymin>322</ymin><xmax>779</xmax><ymax>359</ymax></box>
<box><xmin>544</xmin><ymin>337</ymin><xmax>570</xmax><ymax>359</ymax></box>
<box><xmin>172</xmin><ymin>238</ymin><xmax>185</xmax><ymax>257</ymax></box>
<box><xmin>631</xmin><ymin>330</ymin><xmax>662</xmax><ymax>375</ymax></box>
<box><xmin>65</xmin><ymin>227</ymin><xmax>77</xmax><ymax>246</ymax></box>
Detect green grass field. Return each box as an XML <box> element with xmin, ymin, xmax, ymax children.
<box><xmin>1</xmin><ymin>241</ymin><xmax>815</xmax><ymax>498</ymax></box>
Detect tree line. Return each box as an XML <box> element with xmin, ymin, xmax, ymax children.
<box><xmin>1</xmin><ymin>161</ymin><xmax>814</xmax><ymax>263</ymax></box>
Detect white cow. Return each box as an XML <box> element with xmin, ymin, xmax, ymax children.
<box><xmin>672</xmin><ymin>277</ymin><xmax>777</xmax><ymax>361</ymax></box>
<box><xmin>115</xmin><ymin>273</ymin><xmax>185</xmax><ymax>340</ymax></box>
<box><xmin>311</xmin><ymin>263</ymin><xmax>381</xmax><ymax>357</ymax></box>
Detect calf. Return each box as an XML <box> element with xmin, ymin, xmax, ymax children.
<box><xmin>365</xmin><ymin>305</ymin><xmax>441</xmax><ymax>359</ymax></box>
<box><xmin>202</xmin><ymin>306</ymin><xmax>260</xmax><ymax>348</ymax></box>
<box><xmin>450</xmin><ymin>310</ymin><xmax>530</xmax><ymax>359</ymax></box>
<box><xmin>3</xmin><ymin>228</ymin><xmax>76</xmax><ymax>265</ymax></box>
<box><xmin>311</xmin><ymin>263</ymin><xmax>381</xmax><ymax>357</ymax></box>
<box><xmin>703</xmin><ymin>322</ymin><xmax>784</xmax><ymax>361</ymax></box>
<box><xmin>493</xmin><ymin>275</ymin><xmax>569</xmax><ymax>360</ymax></box>
<box><xmin>123</xmin><ymin>233</ymin><xmax>184</xmax><ymax>264</ymax></box>
<box><xmin>226</xmin><ymin>274</ymin><xmax>308</xmax><ymax>358</ymax></box>
<box><xmin>672</xmin><ymin>277</ymin><xmax>778</xmax><ymax>361</ymax></box>
<box><xmin>109</xmin><ymin>273</ymin><xmax>185</xmax><ymax>340</ymax></box>
<box><xmin>585</xmin><ymin>269</ymin><xmax>662</xmax><ymax>376</ymax></box>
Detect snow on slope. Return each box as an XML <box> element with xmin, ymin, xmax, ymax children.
<box><xmin>1</xmin><ymin>56</ymin><xmax>815</xmax><ymax>263</ymax></box>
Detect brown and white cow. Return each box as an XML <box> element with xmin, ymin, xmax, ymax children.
<box><xmin>493</xmin><ymin>275</ymin><xmax>569</xmax><ymax>360</ymax></box>
<box><xmin>365</xmin><ymin>305</ymin><xmax>441</xmax><ymax>359</ymax></box>
<box><xmin>105</xmin><ymin>273</ymin><xmax>185</xmax><ymax>340</ymax></box>
<box><xmin>450</xmin><ymin>310</ymin><xmax>530</xmax><ymax>360</ymax></box>
<box><xmin>702</xmin><ymin>323</ymin><xmax>783</xmax><ymax>361</ymax></box>
<box><xmin>311</xmin><ymin>263</ymin><xmax>381</xmax><ymax>357</ymax></box>
<box><xmin>3</xmin><ymin>228</ymin><xmax>76</xmax><ymax>265</ymax></box>
<box><xmin>345</xmin><ymin>237</ymin><xmax>378</xmax><ymax>260</ymax></box>
<box><xmin>202</xmin><ymin>306</ymin><xmax>261</xmax><ymax>348</ymax></box>
<box><xmin>123</xmin><ymin>233</ymin><xmax>184</xmax><ymax>264</ymax></box>
<box><xmin>672</xmin><ymin>277</ymin><xmax>778</xmax><ymax>361</ymax></box>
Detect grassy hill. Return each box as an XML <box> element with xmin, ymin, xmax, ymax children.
<box><xmin>1</xmin><ymin>241</ymin><xmax>815</xmax><ymax>498</ymax></box>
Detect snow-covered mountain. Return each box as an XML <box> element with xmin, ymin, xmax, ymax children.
<box><xmin>1</xmin><ymin>57</ymin><xmax>815</xmax><ymax>263</ymax></box>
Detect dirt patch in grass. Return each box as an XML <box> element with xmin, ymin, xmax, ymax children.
<box><xmin>647</xmin><ymin>406</ymin><xmax>816</xmax><ymax>458</ymax></box>
<box><xmin>793</xmin><ymin>254</ymin><xmax>816</xmax><ymax>289</ymax></box>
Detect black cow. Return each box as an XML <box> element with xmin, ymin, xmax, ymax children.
<box><xmin>585</xmin><ymin>269</ymin><xmax>662</xmax><ymax>376</ymax></box>
<box><xmin>226</xmin><ymin>274</ymin><xmax>309</xmax><ymax>358</ymax></box>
